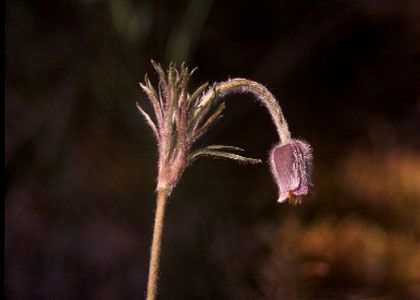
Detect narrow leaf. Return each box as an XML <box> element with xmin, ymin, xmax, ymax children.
<box><xmin>136</xmin><ymin>102</ymin><xmax>159</xmax><ymax>141</ymax></box>
<box><xmin>188</xmin><ymin>149</ymin><xmax>261</xmax><ymax>164</ymax></box>
<box><xmin>192</xmin><ymin>103</ymin><xmax>225</xmax><ymax>142</ymax></box>
<box><xmin>139</xmin><ymin>82</ymin><xmax>163</xmax><ymax>126</ymax></box>
<box><xmin>151</xmin><ymin>60</ymin><xmax>169</xmax><ymax>108</ymax></box>
<box><xmin>205</xmin><ymin>145</ymin><xmax>245</xmax><ymax>152</ymax></box>
<box><xmin>145</xmin><ymin>74</ymin><xmax>164</xmax><ymax>111</ymax></box>
<box><xmin>150</xmin><ymin>60</ymin><xmax>165</xmax><ymax>79</ymax></box>
<box><xmin>189</xmin><ymin>67</ymin><xmax>198</xmax><ymax>78</ymax></box>
<box><xmin>187</xmin><ymin>82</ymin><xmax>208</xmax><ymax>113</ymax></box>
<box><xmin>194</xmin><ymin>85</ymin><xmax>217</xmax><ymax>112</ymax></box>
<box><xmin>179</xmin><ymin>63</ymin><xmax>189</xmax><ymax>106</ymax></box>
<box><xmin>191</xmin><ymin>86</ymin><xmax>218</xmax><ymax>130</ymax></box>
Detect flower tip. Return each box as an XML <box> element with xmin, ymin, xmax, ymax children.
<box><xmin>277</xmin><ymin>190</ymin><xmax>290</xmax><ymax>203</ymax></box>
<box><xmin>277</xmin><ymin>196</ymin><xmax>288</xmax><ymax>203</ymax></box>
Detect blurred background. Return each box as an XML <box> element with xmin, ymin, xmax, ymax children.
<box><xmin>5</xmin><ymin>0</ymin><xmax>420</xmax><ymax>299</ymax></box>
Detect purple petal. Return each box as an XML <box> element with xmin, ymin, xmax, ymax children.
<box><xmin>269</xmin><ymin>140</ymin><xmax>312</xmax><ymax>203</ymax></box>
<box><xmin>291</xmin><ymin>141</ymin><xmax>311</xmax><ymax>195</ymax></box>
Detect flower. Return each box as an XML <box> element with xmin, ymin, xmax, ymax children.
<box><xmin>138</xmin><ymin>61</ymin><xmax>313</xmax><ymax>203</ymax></box>
<box><xmin>269</xmin><ymin>140</ymin><xmax>312</xmax><ymax>204</ymax></box>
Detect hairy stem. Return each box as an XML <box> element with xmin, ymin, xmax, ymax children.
<box><xmin>146</xmin><ymin>189</ymin><xmax>169</xmax><ymax>300</ymax></box>
<box><xmin>197</xmin><ymin>78</ymin><xmax>292</xmax><ymax>144</ymax></box>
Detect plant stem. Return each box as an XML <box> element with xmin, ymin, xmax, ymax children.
<box><xmin>196</xmin><ymin>78</ymin><xmax>292</xmax><ymax>144</ymax></box>
<box><xmin>217</xmin><ymin>79</ymin><xmax>291</xmax><ymax>144</ymax></box>
<box><xmin>146</xmin><ymin>189</ymin><xmax>169</xmax><ymax>300</ymax></box>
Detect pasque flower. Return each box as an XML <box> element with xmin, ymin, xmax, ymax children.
<box><xmin>137</xmin><ymin>61</ymin><xmax>313</xmax><ymax>300</ymax></box>
<box><xmin>270</xmin><ymin>140</ymin><xmax>312</xmax><ymax>204</ymax></box>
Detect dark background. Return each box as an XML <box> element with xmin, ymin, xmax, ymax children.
<box><xmin>5</xmin><ymin>0</ymin><xmax>420</xmax><ymax>299</ymax></box>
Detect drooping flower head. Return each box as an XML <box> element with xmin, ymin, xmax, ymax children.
<box><xmin>137</xmin><ymin>61</ymin><xmax>313</xmax><ymax>204</ymax></box>
<box><xmin>270</xmin><ymin>140</ymin><xmax>312</xmax><ymax>204</ymax></box>
<box><xmin>140</xmin><ymin>62</ymin><xmax>314</xmax><ymax>300</ymax></box>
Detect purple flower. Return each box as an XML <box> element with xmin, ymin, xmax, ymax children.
<box><xmin>269</xmin><ymin>140</ymin><xmax>312</xmax><ymax>204</ymax></box>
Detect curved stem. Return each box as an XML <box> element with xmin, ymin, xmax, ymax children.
<box><xmin>146</xmin><ymin>189</ymin><xmax>169</xmax><ymax>300</ymax></box>
<box><xmin>198</xmin><ymin>78</ymin><xmax>291</xmax><ymax>144</ymax></box>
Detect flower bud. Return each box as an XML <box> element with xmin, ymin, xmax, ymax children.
<box><xmin>269</xmin><ymin>140</ymin><xmax>312</xmax><ymax>204</ymax></box>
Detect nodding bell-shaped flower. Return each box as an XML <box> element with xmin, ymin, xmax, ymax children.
<box><xmin>138</xmin><ymin>61</ymin><xmax>313</xmax><ymax>204</ymax></box>
<box><xmin>269</xmin><ymin>140</ymin><xmax>312</xmax><ymax>204</ymax></box>
<box><xmin>140</xmin><ymin>63</ymin><xmax>314</xmax><ymax>300</ymax></box>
